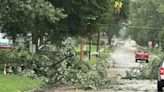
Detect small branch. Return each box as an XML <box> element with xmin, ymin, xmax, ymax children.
<box><xmin>50</xmin><ymin>55</ymin><xmax>74</xmax><ymax>68</ymax></box>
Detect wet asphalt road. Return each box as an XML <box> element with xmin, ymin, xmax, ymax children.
<box><xmin>42</xmin><ymin>43</ymin><xmax>157</xmax><ymax>92</ymax></box>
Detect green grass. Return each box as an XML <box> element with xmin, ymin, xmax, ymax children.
<box><xmin>85</xmin><ymin>44</ymin><xmax>97</xmax><ymax>52</ymax></box>
<box><xmin>147</xmin><ymin>48</ymin><xmax>161</xmax><ymax>54</ymax></box>
<box><xmin>76</xmin><ymin>44</ymin><xmax>104</xmax><ymax>53</ymax></box>
<box><xmin>0</xmin><ymin>74</ymin><xmax>43</xmax><ymax>92</ymax></box>
<box><xmin>76</xmin><ymin>45</ymin><xmax>115</xmax><ymax>65</ymax></box>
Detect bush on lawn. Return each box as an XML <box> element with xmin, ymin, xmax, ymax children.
<box><xmin>125</xmin><ymin>51</ymin><xmax>161</xmax><ymax>80</ymax></box>
<box><xmin>0</xmin><ymin>44</ymin><xmax>118</xmax><ymax>89</ymax></box>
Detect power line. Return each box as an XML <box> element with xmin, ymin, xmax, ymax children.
<box><xmin>128</xmin><ymin>26</ymin><xmax>163</xmax><ymax>30</ymax></box>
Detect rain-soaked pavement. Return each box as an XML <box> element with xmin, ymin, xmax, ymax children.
<box><xmin>41</xmin><ymin>41</ymin><xmax>157</xmax><ymax>92</ymax></box>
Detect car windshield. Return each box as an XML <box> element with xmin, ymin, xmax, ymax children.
<box><xmin>0</xmin><ymin>42</ymin><xmax>11</xmax><ymax>46</ymax></box>
<box><xmin>137</xmin><ymin>50</ymin><xmax>143</xmax><ymax>53</ymax></box>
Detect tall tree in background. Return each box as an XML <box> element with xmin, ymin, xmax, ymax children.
<box><xmin>0</xmin><ymin>0</ymin><xmax>130</xmax><ymax>52</ymax></box>
<box><xmin>48</xmin><ymin>0</ymin><xmax>114</xmax><ymax>38</ymax></box>
<box><xmin>49</xmin><ymin>0</ymin><xmax>115</xmax><ymax>60</ymax></box>
<box><xmin>0</xmin><ymin>0</ymin><xmax>67</xmax><ymax>50</ymax></box>
<box><xmin>127</xmin><ymin>0</ymin><xmax>164</xmax><ymax>47</ymax></box>
<box><xmin>106</xmin><ymin>0</ymin><xmax>129</xmax><ymax>45</ymax></box>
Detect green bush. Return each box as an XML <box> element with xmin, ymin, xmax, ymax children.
<box><xmin>0</xmin><ymin>44</ymin><xmax>119</xmax><ymax>90</ymax></box>
<box><xmin>75</xmin><ymin>61</ymin><xmax>119</xmax><ymax>89</ymax></box>
<box><xmin>125</xmin><ymin>52</ymin><xmax>161</xmax><ymax>80</ymax></box>
<box><xmin>0</xmin><ymin>49</ymin><xmax>52</xmax><ymax>81</ymax></box>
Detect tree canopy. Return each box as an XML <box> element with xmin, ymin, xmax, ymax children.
<box><xmin>49</xmin><ymin>0</ymin><xmax>114</xmax><ymax>37</ymax></box>
<box><xmin>0</xmin><ymin>0</ymin><xmax>67</xmax><ymax>44</ymax></box>
<box><xmin>0</xmin><ymin>0</ymin><xmax>129</xmax><ymax>47</ymax></box>
<box><xmin>127</xmin><ymin>0</ymin><xmax>164</xmax><ymax>47</ymax></box>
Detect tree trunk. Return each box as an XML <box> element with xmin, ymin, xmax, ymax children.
<box><xmin>32</xmin><ymin>32</ymin><xmax>38</xmax><ymax>52</ymax></box>
<box><xmin>39</xmin><ymin>36</ymin><xmax>44</xmax><ymax>46</ymax></box>
<box><xmin>89</xmin><ymin>35</ymin><xmax>92</xmax><ymax>60</ymax></box>
<box><xmin>96</xmin><ymin>32</ymin><xmax>100</xmax><ymax>54</ymax></box>
<box><xmin>12</xmin><ymin>35</ymin><xmax>16</xmax><ymax>44</ymax></box>
<box><xmin>108</xmin><ymin>37</ymin><xmax>112</xmax><ymax>45</ymax></box>
<box><xmin>80</xmin><ymin>38</ymin><xmax>84</xmax><ymax>61</ymax></box>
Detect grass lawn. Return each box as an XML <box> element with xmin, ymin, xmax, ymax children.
<box><xmin>76</xmin><ymin>45</ymin><xmax>115</xmax><ymax>65</ymax></box>
<box><xmin>76</xmin><ymin>44</ymin><xmax>104</xmax><ymax>53</ymax></box>
<box><xmin>0</xmin><ymin>74</ymin><xmax>43</xmax><ymax>92</ymax></box>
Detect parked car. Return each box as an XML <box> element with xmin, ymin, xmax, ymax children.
<box><xmin>135</xmin><ymin>50</ymin><xmax>149</xmax><ymax>63</ymax></box>
<box><xmin>38</xmin><ymin>45</ymin><xmax>56</xmax><ymax>52</ymax></box>
<box><xmin>157</xmin><ymin>61</ymin><xmax>164</xmax><ymax>91</ymax></box>
<box><xmin>0</xmin><ymin>39</ymin><xmax>13</xmax><ymax>49</ymax></box>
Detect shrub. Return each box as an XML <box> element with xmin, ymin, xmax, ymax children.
<box><xmin>75</xmin><ymin>61</ymin><xmax>120</xmax><ymax>89</ymax></box>
<box><xmin>0</xmin><ymin>44</ymin><xmax>119</xmax><ymax>90</ymax></box>
<box><xmin>125</xmin><ymin>52</ymin><xmax>161</xmax><ymax>80</ymax></box>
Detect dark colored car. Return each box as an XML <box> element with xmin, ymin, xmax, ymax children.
<box><xmin>157</xmin><ymin>61</ymin><xmax>164</xmax><ymax>91</ymax></box>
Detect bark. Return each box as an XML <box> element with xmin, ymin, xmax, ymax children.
<box><xmin>89</xmin><ymin>36</ymin><xmax>92</xmax><ymax>60</ymax></box>
<box><xmin>96</xmin><ymin>32</ymin><xmax>100</xmax><ymax>53</ymax></box>
<box><xmin>108</xmin><ymin>37</ymin><xmax>112</xmax><ymax>45</ymax></box>
<box><xmin>32</xmin><ymin>32</ymin><xmax>39</xmax><ymax>52</ymax></box>
<box><xmin>39</xmin><ymin>36</ymin><xmax>44</xmax><ymax>46</ymax></box>
<box><xmin>12</xmin><ymin>35</ymin><xmax>16</xmax><ymax>44</ymax></box>
<box><xmin>80</xmin><ymin>38</ymin><xmax>84</xmax><ymax>61</ymax></box>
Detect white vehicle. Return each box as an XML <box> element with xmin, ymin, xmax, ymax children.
<box><xmin>38</xmin><ymin>45</ymin><xmax>56</xmax><ymax>52</ymax></box>
<box><xmin>157</xmin><ymin>61</ymin><xmax>164</xmax><ymax>91</ymax></box>
<box><xmin>0</xmin><ymin>33</ymin><xmax>13</xmax><ymax>49</ymax></box>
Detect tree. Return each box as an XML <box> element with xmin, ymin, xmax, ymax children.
<box><xmin>48</xmin><ymin>0</ymin><xmax>114</xmax><ymax>37</ymax></box>
<box><xmin>106</xmin><ymin>0</ymin><xmax>129</xmax><ymax>45</ymax></box>
<box><xmin>0</xmin><ymin>0</ymin><xmax>67</xmax><ymax>51</ymax></box>
<box><xmin>48</xmin><ymin>0</ymin><xmax>115</xmax><ymax>60</ymax></box>
<box><xmin>127</xmin><ymin>0</ymin><xmax>164</xmax><ymax>47</ymax></box>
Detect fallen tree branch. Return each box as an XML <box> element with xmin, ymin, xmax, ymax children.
<box><xmin>50</xmin><ymin>54</ymin><xmax>74</xmax><ymax>68</ymax></box>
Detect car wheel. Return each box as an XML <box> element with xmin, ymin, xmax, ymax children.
<box><xmin>135</xmin><ymin>59</ymin><xmax>137</xmax><ymax>62</ymax></box>
<box><xmin>146</xmin><ymin>60</ymin><xmax>148</xmax><ymax>63</ymax></box>
<box><xmin>158</xmin><ymin>81</ymin><xmax>163</xmax><ymax>91</ymax></box>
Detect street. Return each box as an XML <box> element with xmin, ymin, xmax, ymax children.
<box><xmin>44</xmin><ymin>44</ymin><xmax>157</xmax><ymax>92</ymax></box>
<box><xmin>107</xmin><ymin>43</ymin><xmax>157</xmax><ymax>92</ymax></box>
